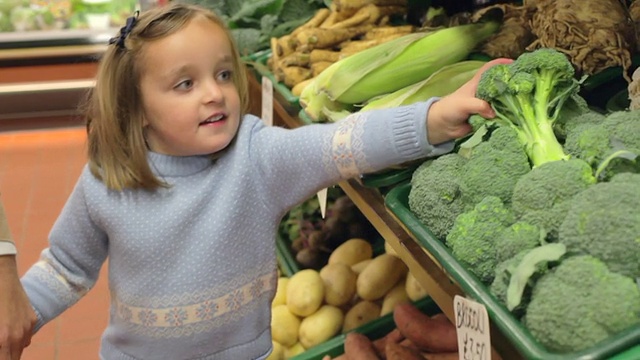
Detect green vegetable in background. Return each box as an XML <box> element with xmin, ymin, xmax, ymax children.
<box><xmin>175</xmin><ymin>0</ymin><xmax>325</xmax><ymax>55</ymax></box>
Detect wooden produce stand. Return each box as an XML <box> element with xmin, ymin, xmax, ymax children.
<box><xmin>247</xmin><ymin>73</ymin><xmax>523</xmax><ymax>360</ymax></box>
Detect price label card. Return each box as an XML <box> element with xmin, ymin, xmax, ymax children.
<box><xmin>454</xmin><ymin>295</ymin><xmax>491</xmax><ymax>360</ymax></box>
<box><xmin>261</xmin><ymin>76</ymin><xmax>273</xmax><ymax>127</ymax></box>
<box><xmin>317</xmin><ymin>188</ymin><xmax>328</xmax><ymax>219</ymax></box>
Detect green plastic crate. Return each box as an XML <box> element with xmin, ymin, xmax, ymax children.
<box><xmin>384</xmin><ymin>182</ymin><xmax>640</xmax><ymax>360</ymax></box>
<box><xmin>289</xmin><ymin>296</ymin><xmax>441</xmax><ymax>360</ymax></box>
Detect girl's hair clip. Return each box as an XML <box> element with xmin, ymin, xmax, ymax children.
<box><xmin>109</xmin><ymin>11</ymin><xmax>140</xmax><ymax>49</ymax></box>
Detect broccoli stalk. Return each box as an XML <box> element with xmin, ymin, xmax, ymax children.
<box><xmin>476</xmin><ymin>48</ymin><xmax>581</xmax><ymax>167</ymax></box>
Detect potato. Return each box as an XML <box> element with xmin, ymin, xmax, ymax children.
<box><xmin>357</xmin><ymin>254</ymin><xmax>408</xmax><ymax>300</ymax></box>
<box><xmin>342</xmin><ymin>300</ymin><xmax>380</xmax><ymax>333</ymax></box>
<box><xmin>351</xmin><ymin>259</ymin><xmax>372</xmax><ymax>275</ymax></box>
<box><xmin>266</xmin><ymin>341</ymin><xmax>285</xmax><ymax>360</ymax></box>
<box><xmin>328</xmin><ymin>238</ymin><xmax>373</xmax><ymax>266</ymax></box>
<box><xmin>299</xmin><ymin>305</ymin><xmax>344</xmax><ymax>349</ymax></box>
<box><xmin>384</xmin><ymin>240</ymin><xmax>398</xmax><ymax>256</ymax></box>
<box><xmin>405</xmin><ymin>271</ymin><xmax>428</xmax><ymax>302</ymax></box>
<box><xmin>320</xmin><ymin>263</ymin><xmax>358</xmax><ymax>307</ymax></box>
<box><xmin>284</xmin><ymin>342</ymin><xmax>306</xmax><ymax>358</ymax></box>
<box><xmin>272</xmin><ymin>277</ymin><xmax>289</xmax><ymax>307</ymax></box>
<box><xmin>380</xmin><ymin>281</ymin><xmax>410</xmax><ymax>316</ymax></box>
<box><xmin>271</xmin><ymin>305</ymin><xmax>301</xmax><ymax>347</ymax></box>
<box><xmin>286</xmin><ymin>269</ymin><xmax>325</xmax><ymax>317</ymax></box>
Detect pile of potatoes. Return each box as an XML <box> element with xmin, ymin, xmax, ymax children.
<box><xmin>269</xmin><ymin>238</ymin><xmax>430</xmax><ymax>359</ymax></box>
<box><xmin>267</xmin><ymin>0</ymin><xmax>414</xmax><ymax>95</ymax></box>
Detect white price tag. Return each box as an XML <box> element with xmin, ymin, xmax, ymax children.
<box><xmin>261</xmin><ymin>76</ymin><xmax>273</xmax><ymax>127</ymax></box>
<box><xmin>454</xmin><ymin>295</ymin><xmax>491</xmax><ymax>360</ymax></box>
<box><xmin>317</xmin><ymin>188</ymin><xmax>328</xmax><ymax>219</ymax></box>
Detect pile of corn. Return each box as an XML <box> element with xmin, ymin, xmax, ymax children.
<box><xmin>268</xmin><ymin>0</ymin><xmax>412</xmax><ymax>95</ymax></box>
<box><xmin>298</xmin><ymin>19</ymin><xmax>501</xmax><ymax>122</ymax></box>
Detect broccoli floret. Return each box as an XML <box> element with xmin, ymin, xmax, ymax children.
<box><xmin>459</xmin><ymin>127</ymin><xmax>531</xmax><ymax>206</ymax></box>
<box><xmin>555</xmin><ymin>107</ymin><xmax>605</xmax><ymax>141</ymax></box>
<box><xmin>408</xmin><ymin>154</ymin><xmax>467</xmax><ymax>240</ymax></box>
<box><xmin>494</xmin><ymin>221</ymin><xmax>542</xmax><ymax>263</ymax></box>
<box><xmin>524</xmin><ymin>255</ymin><xmax>640</xmax><ymax>353</ymax></box>
<box><xmin>510</xmin><ymin>159</ymin><xmax>596</xmax><ymax>240</ymax></box>
<box><xmin>445</xmin><ymin>196</ymin><xmax>515</xmax><ymax>283</ymax></box>
<box><xmin>552</xmin><ymin>91</ymin><xmax>595</xmax><ymax>138</ymax></box>
<box><xmin>558</xmin><ymin>173</ymin><xmax>640</xmax><ymax>278</ymax></box>
<box><xmin>476</xmin><ymin>48</ymin><xmax>580</xmax><ymax>167</ymax></box>
<box><xmin>564</xmin><ymin>110</ymin><xmax>640</xmax><ymax>180</ymax></box>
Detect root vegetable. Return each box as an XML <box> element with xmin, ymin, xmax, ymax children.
<box><xmin>310</xmin><ymin>49</ymin><xmax>341</xmax><ymax>63</ymax></box>
<box><xmin>343</xmin><ymin>300</ymin><xmax>381</xmax><ymax>333</ymax></box>
<box><xmin>527</xmin><ymin>0</ymin><xmax>635</xmax><ymax>80</ymax></box>
<box><xmin>393</xmin><ymin>303</ymin><xmax>458</xmax><ymax>353</ymax></box>
<box><xmin>385</xmin><ymin>341</ymin><xmax>423</xmax><ymax>360</ymax></box>
<box><xmin>357</xmin><ymin>254</ymin><xmax>408</xmax><ymax>301</ymax></box>
<box><xmin>311</xmin><ymin>61</ymin><xmax>334</xmax><ymax>77</ymax></box>
<box><xmin>295</xmin><ymin>25</ymin><xmax>373</xmax><ymax>50</ymax></box>
<box><xmin>380</xmin><ymin>282</ymin><xmax>410</xmax><ymax>316</ymax></box>
<box><xmin>277</xmin><ymin>52</ymin><xmax>310</xmax><ymax>68</ymax></box>
<box><xmin>472</xmin><ymin>4</ymin><xmax>534</xmax><ymax>59</ymax></box>
<box><xmin>292</xmin><ymin>8</ymin><xmax>332</xmax><ymax>36</ymax></box>
<box><xmin>281</xmin><ymin>66</ymin><xmax>312</xmax><ymax>88</ymax></box>
<box><xmin>363</xmin><ymin>25</ymin><xmax>414</xmax><ymax>40</ymax></box>
<box><xmin>422</xmin><ymin>353</ymin><xmax>460</xmax><ymax>360</ymax></box>
<box><xmin>344</xmin><ymin>332</ymin><xmax>381</xmax><ymax>360</ymax></box>
<box><xmin>333</xmin><ymin>0</ymin><xmax>407</xmax><ymax>13</ymax></box>
<box><xmin>292</xmin><ymin>78</ymin><xmax>315</xmax><ymax>97</ymax></box>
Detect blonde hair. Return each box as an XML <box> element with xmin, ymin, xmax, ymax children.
<box><xmin>85</xmin><ymin>3</ymin><xmax>249</xmax><ymax>191</ymax></box>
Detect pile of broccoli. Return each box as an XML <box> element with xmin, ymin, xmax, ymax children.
<box><xmin>407</xmin><ymin>48</ymin><xmax>640</xmax><ymax>354</ymax></box>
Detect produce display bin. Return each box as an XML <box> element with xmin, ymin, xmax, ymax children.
<box><xmin>246</xmin><ymin>50</ymin><xmax>302</xmax><ymax>113</ymax></box>
<box><xmin>609</xmin><ymin>345</ymin><xmax>640</xmax><ymax>360</ymax></box>
<box><xmin>384</xmin><ymin>182</ymin><xmax>640</xmax><ymax>360</ymax></box>
<box><xmin>298</xmin><ymin>109</ymin><xmax>315</xmax><ymax>125</ymax></box>
<box><xmin>289</xmin><ymin>296</ymin><xmax>441</xmax><ymax>360</ymax></box>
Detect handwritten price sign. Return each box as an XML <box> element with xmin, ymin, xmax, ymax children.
<box><xmin>454</xmin><ymin>295</ymin><xmax>491</xmax><ymax>360</ymax></box>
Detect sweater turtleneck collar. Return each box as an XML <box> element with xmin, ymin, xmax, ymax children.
<box><xmin>146</xmin><ymin>151</ymin><xmax>214</xmax><ymax>177</ymax></box>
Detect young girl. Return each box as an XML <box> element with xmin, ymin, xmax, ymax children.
<box><xmin>0</xmin><ymin>3</ymin><xmax>504</xmax><ymax>360</ymax></box>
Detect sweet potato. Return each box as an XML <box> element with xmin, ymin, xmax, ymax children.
<box><xmin>372</xmin><ymin>328</ymin><xmax>404</xmax><ymax>359</ymax></box>
<box><xmin>344</xmin><ymin>332</ymin><xmax>381</xmax><ymax>360</ymax></box>
<box><xmin>393</xmin><ymin>304</ymin><xmax>458</xmax><ymax>353</ymax></box>
<box><xmin>422</xmin><ymin>353</ymin><xmax>459</xmax><ymax>360</ymax></box>
<box><xmin>385</xmin><ymin>341</ymin><xmax>423</xmax><ymax>360</ymax></box>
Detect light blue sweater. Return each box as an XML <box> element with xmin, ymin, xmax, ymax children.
<box><xmin>20</xmin><ymin>100</ymin><xmax>452</xmax><ymax>360</ymax></box>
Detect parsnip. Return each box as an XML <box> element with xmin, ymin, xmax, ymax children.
<box><xmin>310</xmin><ymin>49</ymin><xmax>341</xmax><ymax>63</ymax></box>
<box><xmin>281</xmin><ymin>66</ymin><xmax>313</xmax><ymax>88</ymax></box>
<box><xmin>277</xmin><ymin>52</ymin><xmax>310</xmax><ymax>68</ymax></box>
<box><xmin>291</xmin><ymin>8</ymin><xmax>331</xmax><ymax>36</ymax></box>
<box><xmin>311</xmin><ymin>61</ymin><xmax>333</xmax><ymax>77</ymax></box>
<box><xmin>333</xmin><ymin>0</ymin><xmax>407</xmax><ymax>13</ymax></box>
<box><xmin>363</xmin><ymin>25</ymin><xmax>414</xmax><ymax>40</ymax></box>
<box><xmin>295</xmin><ymin>25</ymin><xmax>372</xmax><ymax>50</ymax></box>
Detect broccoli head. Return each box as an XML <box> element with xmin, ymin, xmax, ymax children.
<box><xmin>524</xmin><ymin>255</ymin><xmax>640</xmax><ymax>353</ymax></box>
<box><xmin>476</xmin><ymin>48</ymin><xmax>580</xmax><ymax>167</ymax></box>
<box><xmin>564</xmin><ymin>110</ymin><xmax>640</xmax><ymax>180</ymax></box>
<box><xmin>558</xmin><ymin>173</ymin><xmax>640</xmax><ymax>278</ymax></box>
<box><xmin>459</xmin><ymin>127</ymin><xmax>531</xmax><ymax>206</ymax></box>
<box><xmin>408</xmin><ymin>154</ymin><xmax>467</xmax><ymax>240</ymax></box>
<box><xmin>510</xmin><ymin>159</ymin><xmax>596</xmax><ymax>240</ymax></box>
<box><xmin>445</xmin><ymin>196</ymin><xmax>515</xmax><ymax>283</ymax></box>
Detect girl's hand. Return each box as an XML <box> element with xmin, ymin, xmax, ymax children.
<box><xmin>426</xmin><ymin>58</ymin><xmax>513</xmax><ymax>145</ymax></box>
<box><xmin>0</xmin><ymin>256</ymin><xmax>36</xmax><ymax>360</ymax></box>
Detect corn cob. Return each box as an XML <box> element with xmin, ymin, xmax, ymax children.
<box><xmin>300</xmin><ymin>21</ymin><xmax>499</xmax><ymax>121</ymax></box>
<box><xmin>361</xmin><ymin>60</ymin><xmax>486</xmax><ymax>111</ymax></box>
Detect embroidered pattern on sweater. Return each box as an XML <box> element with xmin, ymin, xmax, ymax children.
<box><xmin>323</xmin><ymin>113</ymin><xmax>371</xmax><ymax>178</ymax></box>
<box><xmin>114</xmin><ymin>272</ymin><xmax>275</xmax><ymax>338</ymax></box>
<box><xmin>32</xmin><ymin>259</ymin><xmax>90</xmax><ymax>304</ymax></box>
